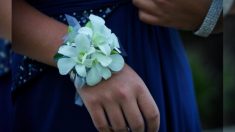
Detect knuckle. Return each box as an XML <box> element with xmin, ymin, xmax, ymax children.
<box><xmin>131</xmin><ymin>122</ymin><xmax>144</xmax><ymax>131</ymax></box>
<box><xmin>132</xmin><ymin>0</ymin><xmax>140</xmax><ymax>6</ymax></box>
<box><xmin>116</xmin><ymin>88</ymin><xmax>129</xmax><ymax>101</ymax></box>
<box><xmin>138</xmin><ymin>11</ymin><xmax>146</xmax><ymax>21</ymax></box>
<box><xmin>86</xmin><ymin>96</ymin><xmax>99</xmax><ymax>105</ymax></box>
<box><xmin>147</xmin><ymin>112</ymin><xmax>160</xmax><ymax>122</ymax></box>
<box><xmin>102</xmin><ymin>92</ymin><xmax>113</xmax><ymax>101</ymax></box>
<box><xmin>134</xmin><ymin>83</ymin><xmax>145</xmax><ymax>93</ymax></box>
<box><xmin>96</xmin><ymin>125</ymin><xmax>109</xmax><ymax>132</ymax></box>
<box><xmin>112</xmin><ymin>127</ymin><xmax>127</xmax><ymax>132</ymax></box>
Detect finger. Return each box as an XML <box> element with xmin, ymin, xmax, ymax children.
<box><xmin>133</xmin><ymin>0</ymin><xmax>161</xmax><ymax>16</ymax></box>
<box><xmin>139</xmin><ymin>10</ymin><xmax>170</xmax><ymax>27</ymax></box>
<box><xmin>121</xmin><ymin>99</ymin><xmax>145</xmax><ymax>132</ymax></box>
<box><xmin>138</xmin><ymin>10</ymin><xmax>162</xmax><ymax>26</ymax></box>
<box><xmin>86</xmin><ymin>104</ymin><xmax>111</xmax><ymax>132</ymax></box>
<box><xmin>137</xmin><ymin>90</ymin><xmax>160</xmax><ymax>132</ymax></box>
<box><xmin>104</xmin><ymin>103</ymin><xmax>127</xmax><ymax>132</ymax></box>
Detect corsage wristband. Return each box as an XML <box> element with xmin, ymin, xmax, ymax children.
<box><xmin>54</xmin><ymin>14</ymin><xmax>125</xmax><ymax>106</ymax></box>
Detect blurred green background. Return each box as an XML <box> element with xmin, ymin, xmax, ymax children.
<box><xmin>180</xmin><ymin>14</ymin><xmax>235</xmax><ymax>130</ymax></box>
<box><xmin>223</xmin><ymin>14</ymin><xmax>235</xmax><ymax>128</ymax></box>
<box><xmin>181</xmin><ymin>32</ymin><xmax>223</xmax><ymax>129</ymax></box>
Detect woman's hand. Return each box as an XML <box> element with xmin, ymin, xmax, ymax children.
<box><xmin>133</xmin><ymin>0</ymin><xmax>212</xmax><ymax>31</ymax></box>
<box><xmin>0</xmin><ymin>0</ymin><xmax>12</xmax><ymax>40</ymax></box>
<box><xmin>78</xmin><ymin>64</ymin><xmax>160</xmax><ymax>132</ymax></box>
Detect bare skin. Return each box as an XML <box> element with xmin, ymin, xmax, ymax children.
<box><xmin>13</xmin><ymin>0</ymin><xmax>160</xmax><ymax>132</ymax></box>
<box><xmin>133</xmin><ymin>0</ymin><xmax>222</xmax><ymax>33</ymax></box>
<box><xmin>0</xmin><ymin>0</ymin><xmax>12</xmax><ymax>40</ymax></box>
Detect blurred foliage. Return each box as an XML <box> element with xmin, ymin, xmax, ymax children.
<box><xmin>224</xmin><ymin>51</ymin><xmax>235</xmax><ymax>126</ymax></box>
<box><xmin>223</xmin><ymin>15</ymin><xmax>235</xmax><ymax>126</ymax></box>
<box><xmin>180</xmin><ymin>31</ymin><xmax>223</xmax><ymax>129</ymax></box>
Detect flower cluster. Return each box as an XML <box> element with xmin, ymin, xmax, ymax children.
<box><xmin>55</xmin><ymin>14</ymin><xmax>124</xmax><ymax>86</ymax></box>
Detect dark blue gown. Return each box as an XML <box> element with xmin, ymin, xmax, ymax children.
<box><xmin>0</xmin><ymin>39</ymin><xmax>13</xmax><ymax>132</ymax></box>
<box><xmin>12</xmin><ymin>0</ymin><xmax>201</xmax><ymax>131</ymax></box>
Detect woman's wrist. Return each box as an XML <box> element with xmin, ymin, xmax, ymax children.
<box><xmin>54</xmin><ymin>14</ymin><xmax>125</xmax><ymax>105</ymax></box>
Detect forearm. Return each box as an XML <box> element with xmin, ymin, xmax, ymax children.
<box><xmin>0</xmin><ymin>0</ymin><xmax>12</xmax><ymax>40</ymax></box>
<box><xmin>12</xmin><ymin>0</ymin><xmax>67</xmax><ymax>67</ymax></box>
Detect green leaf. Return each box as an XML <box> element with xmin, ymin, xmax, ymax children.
<box><xmin>85</xmin><ymin>21</ymin><xmax>92</xmax><ymax>29</ymax></box>
<box><xmin>68</xmin><ymin>26</ymin><xmax>74</xmax><ymax>33</ymax></box>
<box><xmin>54</xmin><ymin>53</ymin><xmax>64</xmax><ymax>61</ymax></box>
<box><xmin>111</xmin><ymin>50</ymin><xmax>119</xmax><ymax>54</ymax></box>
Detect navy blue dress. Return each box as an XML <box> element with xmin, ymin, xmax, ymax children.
<box><xmin>12</xmin><ymin>0</ymin><xmax>201</xmax><ymax>131</ymax></box>
<box><xmin>0</xmin><ymin>39</ymin><xmax>13</xmax><ymax>132</ymax></box>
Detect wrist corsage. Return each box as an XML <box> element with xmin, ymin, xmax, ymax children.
<box><xmin>54</xmin><ymin>14</ymin><xmax>125</xmax><ymax>106</ymax></box>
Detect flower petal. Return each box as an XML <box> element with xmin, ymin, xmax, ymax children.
<box><xmin>75</xmin><ymin>65</ymin><xmax>86</xmax><ymax>77</ymax></box>
<box><xmin>66</xmin><ymin>30</ymin><xmax>77</xmax><ymax>43</ymax></box>
<box><xmin>108</xmin><ymin>54</ymin><xmax>125</xmax><ymax>72</ymax></box>
<box><xmin>57</xmin><ymin>58</ymin><xmax>76</xmax><ymax>75</ymax></box>
<box><xmin>92</xmin><ymin>32</ymin><xmax>106</xmax><ymax>46</ymax></box>
<box><xmin>83</xmin><ymin>59</ymin><xmax>94</xmax><ymax>68</ymax></box>
<box><xmin>87</xmin><ymin>47</ymin><xmax>96</xmax><ymax>55</ymax></box>
<box><xmin>78</xmin><ymin>27</ymin><xmax>93</xmax><ymax>38</ymax></box>
<box><xmin>89</xmin><ymin>15</ymin><xmax>106</xmax><ymax>35</ymax></box>
<box><xmin>75</xmin><ymin>93</ymin><xmax>83</xmax><ymax>106</ymax></box>
<box><xmin>86</xmin><ymin>66</ymin><xmax>102</xmax><ymax>86</ymax></box>
<box><xmin>111</xmin><ymin>33</ymin><xmax>120</xmax><ymax>48</ymax></box>
<box><xmin>75</xmin><ymin>34</ymin><xmax>91</xmax><ymax>52</ymax></box>
<box><xmin>74</xmin><ymin>75</ymin><xmax>85</xmax><ymax>90</ymax></box>
<box><xmin>65</xmin><ymin>14</ymin><xmax>81</xmax><ymax>28</ymax></box>
<box><xmin>58</xmin><ymin>45</ymin><xmax>77</xmax><ymax>57</ymax></box>
<box><xmin>95</xmin><ymin>64</ymin><xmax>111</xmax><ymax>80</ymax></box>
<box><xmin>101</xmin><ymin>68</ymin><xmax>111</xmax><ymax>80</ymax></box>
<box><xmin>89</xmin><ymin>14</ymin><xmax>105</xmax><ymax>25</ymax></box>
<box><xmin>93</xmin><ymin>53</ymin><xmax>112</xmax><ymax>67</ymax></box>
<box><xmin>98</xmin><ymin>44</ymin><xmax>111</xmax><ymax>56</ymax></box>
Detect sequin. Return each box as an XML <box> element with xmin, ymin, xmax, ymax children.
<box><xmin>0</xmin><ymin>40</ymin><xmax>11</xmax><ymax>76</ymax></box>
<box><xmin>19</xmin><ymin>66</ymin><xmax>24</xmax><ymax>71</ymax></box>
<box><xmin>105</xmin><ymin>8</ymin><xmax>112</xmax><ymax>14</ymax></box>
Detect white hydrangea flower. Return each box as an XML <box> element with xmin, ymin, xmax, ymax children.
<box><xmin>57</xmin><ymin>33</ymin><xmax>95</xmax><ymax>76</ymax></box>
<box><xmin>56</xmin><ymin>14</ymin><xmax>125</xmax><ymax>86</ymax></box>
<box><xmin>86</xmin><ymin>14</ymin><xmax>121</xmax><ymax>55</ymax></box>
